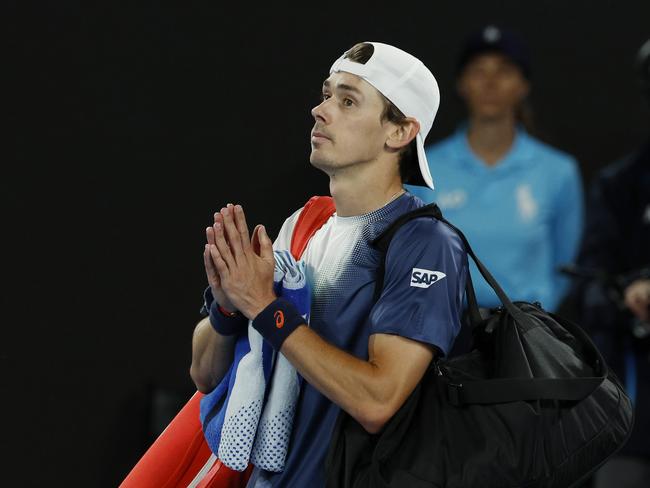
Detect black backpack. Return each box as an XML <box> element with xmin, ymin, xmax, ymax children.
<box><xmin>325</xmin><ymin>203</ymin><xmax>634</xmax><ymax>488</ymax></box>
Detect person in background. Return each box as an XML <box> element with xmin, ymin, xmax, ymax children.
<box><xmin>572</xmin><ymin>37</ymin><xmax>650</xmax><ymax>488</ymax></box>
<box><xmin>408</xmin><ymin>24</ymin><xmax>583</xmax><ymax>314</ymax></box>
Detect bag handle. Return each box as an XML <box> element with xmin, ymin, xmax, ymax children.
<box><xmin>429</xmin><ymin>207</ymin><xmax>608</xmax><ymax>370</ymax></box>
<box><xmin>432</xmin><ymin>213</ymin><xmax>530</xmax><ymax>327</ymax></box>
<box><xmin>427</xmin><ymin>205</ymin><xmax>609</xmax><ymax>404</ymax></box>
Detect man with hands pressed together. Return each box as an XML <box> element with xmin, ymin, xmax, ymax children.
<box><xmin>191</xmin><ymin>42</ymin><xmax>468</xmax><ymax>487</ymax></box>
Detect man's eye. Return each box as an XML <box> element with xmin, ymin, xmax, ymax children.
<box><xmin>343</xmin><ymin>98</ymin><xmax>354</xmax><ymax>107</ymax></box>
<box><xmin>321</xmin><ymin>93</ymin><xmax>331</xmax><ymax>102</ymax></box>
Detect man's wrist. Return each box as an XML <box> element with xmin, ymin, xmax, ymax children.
<box><xmin>202</xmin><ymin>287</ymin><xmax>247</xmax><ymax>336</ymax></box>
<box><xmin>252</xmin><ymin>297</ymin><xmax>306</xmax><ymax>350</ymax></box>
<box><xmin>208</xmin><ymin>300</ymin><xmax>248</xmax><ymax>336</ymax></box>
<box><xmin>218</xmin><ymin>305</ymin><xmax>239</xmax><ymax>317</ymax></box>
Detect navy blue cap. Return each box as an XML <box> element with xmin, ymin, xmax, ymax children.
<box><xmin>457</xmin><ymin>25</ymin><xmax>531</xmax><ymax>79</ymax></box>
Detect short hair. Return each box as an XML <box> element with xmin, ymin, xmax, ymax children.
<box><xmin>343</xmin><ymin>43</ymin><xmax>417</xmax><ymax>184</ymax></box>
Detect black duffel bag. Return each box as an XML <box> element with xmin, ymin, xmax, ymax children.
<box><xmin>325</xmin><ymin>204</ymin><xmax>634</xmax><ymax>488</ymax></box>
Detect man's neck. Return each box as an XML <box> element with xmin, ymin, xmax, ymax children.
<box><xmin>328</xmin><ymin>164</ymin><xmax>404</xmax><ymax>217</ymax></box>
<box><xmin>466</xmin><ymin>115</ymin><xmax>517</xmax><ymax>166</ymax></box>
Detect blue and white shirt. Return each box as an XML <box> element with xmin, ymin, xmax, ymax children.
<box><xmin>250</xmin><ymin>192</ymin><xmax>468</xmax><ymax>487</ymax></box>
<box><xmin>408</xmin><ymin>127</ymin><xmax>583</xmax><ymax>311</ymax></box>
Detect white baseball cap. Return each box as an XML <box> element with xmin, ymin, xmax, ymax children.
<box><xmin>330</xmin><ymin>42</ymin><xmax>440</xmax><ymax>189</ymax></box>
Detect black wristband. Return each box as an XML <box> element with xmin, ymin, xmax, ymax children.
<box><xmin>252</xmin><ymin>298</ymin><xmax>305</xmax><ymax>350</ymax></box>
<box><xmin>208</xmin><ymin>300</ymin><xmax>248</xmax><ymax>335</ymax></box>
<box><xmin>203</xmin><ymin>287</ymin><xmax>248</xmax><ymax>336</ymax></box>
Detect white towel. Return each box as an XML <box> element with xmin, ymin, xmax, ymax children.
<box><xmin>208</xmin><ymin>250</ymin><xmax>309</xmax><ymax>472</ymax></box>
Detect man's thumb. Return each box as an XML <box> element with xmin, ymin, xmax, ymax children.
<box><xmin>259</xmin><ymin>225</ymin><xmax>273</xmax><ymax>259</ymax></box>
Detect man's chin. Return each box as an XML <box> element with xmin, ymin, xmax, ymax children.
<box><xmin>309</xmin><ymin>155</ymin><xmax>332</xmax><ymax>173</ymax></box>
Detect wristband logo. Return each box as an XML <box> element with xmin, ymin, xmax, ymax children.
<box><xmin>274</xmin><ymin>310</ymin><xmax>285</xmax><ymax>328</ymax></box>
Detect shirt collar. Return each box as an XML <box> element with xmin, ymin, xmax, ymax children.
<box><xmin>450</xmin><ymin>123</ymin><xmax>534</xmax><ymax>172</ymax></box>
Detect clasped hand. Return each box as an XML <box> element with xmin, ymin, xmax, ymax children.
<box><xmin>203</xmin><ymin>204</ymin><xmax>276</xmax><ymax>319</ymax></box>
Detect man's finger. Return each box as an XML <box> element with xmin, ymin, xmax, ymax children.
<box><xmin>221</xmin><ymin>206</ymin><xmax>244</xmax><ymax>259</ymax></box>
<box><xmin>209</xmin><ymin>243</ymin><xmax>230</xmax><ymax>277</ymax></box>
<box><xmin>213</xmin><ymin>212</ymin><xmax>233</xmax><ymax>250</ymax></box>
<box><xmin>234</xmin><ymin>205</ymin><xmax>252</xmax><ymax>253</ymax></box>
<box><xmin>258</xmin><ymin>225</ymin><xmax>274</xmax><ymax>261</ymax></box>
<box><xmin>252</xmin><ymin>224</ymin><xmax>262</xmax><ymax>256</ymax></box>
<box><xmin>212</xmin><ymin>220</ymin><xmax>235</xmax><ymax>270</ymax></box>
<box><xmin>203</xmin><ymin>245</ymin><xmax>220</xmax><ymax>285</ymax></box>
<box><xmin>206</xmin><ymin>226</ymin><xmax>215</xmax><ymax>246</ymax></box>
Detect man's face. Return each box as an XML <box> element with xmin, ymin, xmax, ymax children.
<box><xmin>309</xmin><ymin>72</ymin><xmax>392</xmax><ymax>174</ymax></box>
<box><xmin>457</xmin><ymin>53</ymin><xmax>529</xmax><ymax>121</ymax></box>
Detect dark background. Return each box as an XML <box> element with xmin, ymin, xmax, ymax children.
<box><xmin>4</xmin><ymin>1</ymin><xmax>650</xmax><ymax>486</ymax></box>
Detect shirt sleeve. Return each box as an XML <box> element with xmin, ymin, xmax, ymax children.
<box><xmin>368</xmin><ymin>218</ymin><xmax>468</xmax><ymax>357</ymax></box>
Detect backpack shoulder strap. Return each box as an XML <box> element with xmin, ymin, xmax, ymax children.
<box><xmin>290</xmin><ymin>196</ymin><xmax>336</xmax><ymax>260</ymax></box>
<box><xmin>372</xmin><ymin>203</ymin><xmax>444</xmax><ymax>253</ymax></box>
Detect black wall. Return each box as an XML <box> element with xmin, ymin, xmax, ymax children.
<box><xmin>5</xmin><ymin>1</ymin><xmax>650</xmax><ymax>486</ymax></box>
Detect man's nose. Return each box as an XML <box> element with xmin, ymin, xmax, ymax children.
<box><xmin>311</xmin><ymin>100</ymin><xmax>329</xmax><ymax>122</ymax></box>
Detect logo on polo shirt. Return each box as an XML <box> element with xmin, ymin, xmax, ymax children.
<box><xmin>516</xmin><ymin>184</ymin><xmax>538</xmax><ymax>222</ymax></box>
<box><xmin>410</xmin><ymin>268</ymin><xmax>446</xmax><ymax>288</ymax></box>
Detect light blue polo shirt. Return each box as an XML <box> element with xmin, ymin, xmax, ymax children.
<box><xmin>407</xmin><ymin>126</ymin><xmax>583</xmax><ymax>311</ymax></box>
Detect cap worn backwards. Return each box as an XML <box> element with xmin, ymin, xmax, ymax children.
<box><xmin>329</xmin><ymin>42</ymin><xmax>440</xmax><ymax>190</ymax></box>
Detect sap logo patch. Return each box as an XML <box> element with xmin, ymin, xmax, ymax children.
<box><xmin>410</xmin><ymin>268</ymin><xmax>446</xmax><ymax>289</ymax></box>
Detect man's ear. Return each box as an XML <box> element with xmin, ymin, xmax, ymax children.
<box><xmin>386</xmin><ymin>117</ymin><xmax>420</xmax><ymax>150</ymax></box>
